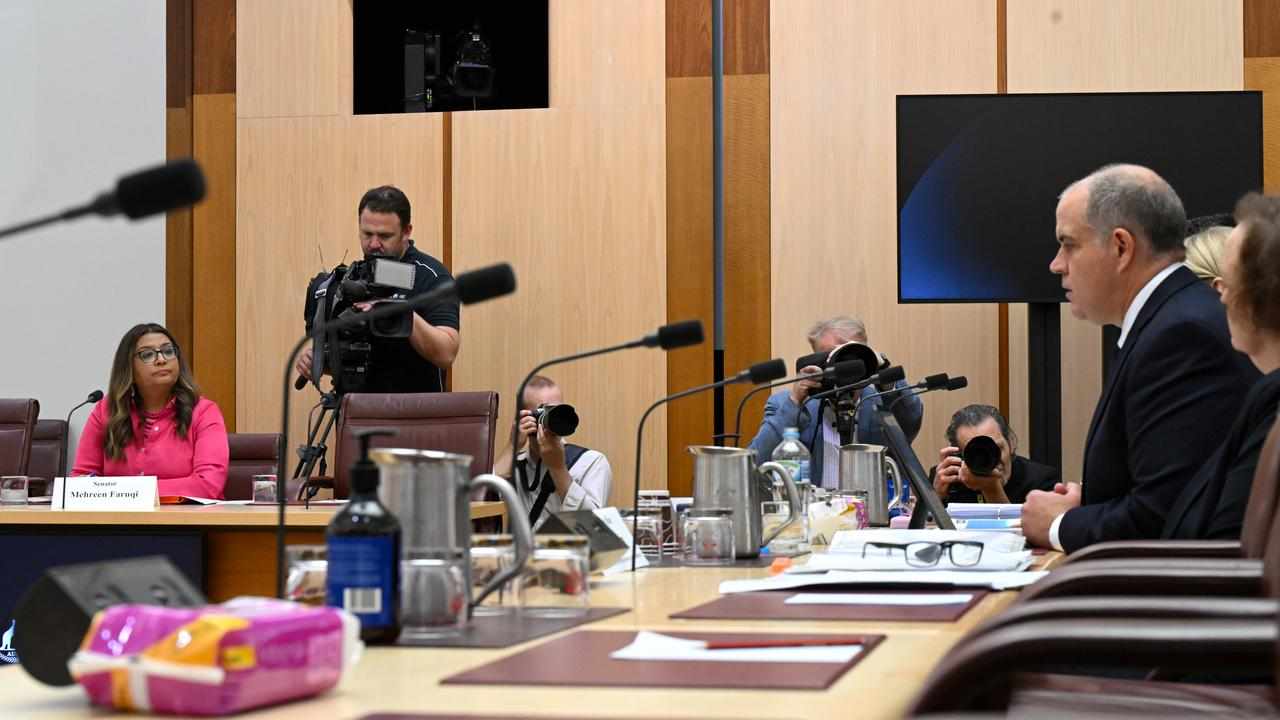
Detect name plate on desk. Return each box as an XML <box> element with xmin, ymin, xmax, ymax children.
<box><xmin>51</xmin><ymin>477</ymin><xmax>159</xmax><ymax>510</ymax></box>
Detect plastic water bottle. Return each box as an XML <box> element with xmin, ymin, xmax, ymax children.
<box><xmin>771</xmin><ymin>427</ymin><xmax>811</xmax><ymax>488</ymax></box>
<box><xmin>768</xmin><ymin>427</ymin><xmax>812</xmax><ymax>552</ymax></box>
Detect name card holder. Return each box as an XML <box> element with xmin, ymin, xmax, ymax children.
<box><xmin>51</xmin><ymin>477</ymin><xmax>159</xmax><ymax>511</ymax></box>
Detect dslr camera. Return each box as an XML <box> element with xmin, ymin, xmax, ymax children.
<box><xmin>530</xmin><ymin>403</ymin><xmax>579</xmax><ymax>437</ymax></box>
<box><xmin>960</xmin><ymin>436</ymin><xmax>1002</xmax><ymax>476</ymax></box>
<box><xmin>305</xmin><ymin>254</ymin><xmax>417</xmax><ymax>394</ymax></box>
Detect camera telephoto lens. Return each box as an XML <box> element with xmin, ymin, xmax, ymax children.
<box><xmin>962</xmin><ymin>435</ymin><xmax>1001</xmax><ymax>476</ymax></box>
<box><xmin>532</xmin><ymin>403</ymin><xmax>579</xmax><ymax>437</ymax></box>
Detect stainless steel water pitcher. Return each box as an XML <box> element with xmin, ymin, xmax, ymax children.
<box><xmin>370</xmin><ymin>448</ymin><xmax>533</xmax><ymax>611</ymax></box>
<box><xmin>688</xmin><ymin>446</ymin><xmax>800</xmax><ymax>558</ymax></box>
<box><xmin>837</xmin><ymin>443</ymin><xmax>903</xmax><ymax>527</ymax></box>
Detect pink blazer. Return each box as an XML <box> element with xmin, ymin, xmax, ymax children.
<box><xmin>72</xmin><ymin>396</ymin><xmax>229</xmax><ymax>499</ymax></box>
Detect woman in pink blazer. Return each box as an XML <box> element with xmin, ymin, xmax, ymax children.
<box><xmin>72</xmin><ymin>323</ymin><xmax>229</xmax><ymax>499</ymax></box>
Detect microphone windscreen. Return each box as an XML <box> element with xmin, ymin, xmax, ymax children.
<box><xmin>923</xmin><ymin>373</ymin><xmax>950</xmax><ymax>390</ymax></box>
<box><xmin>794</xmin><ymin>351</ymin><xmax>828</xmax><ymax>373</ymax></box>
<box><xmin>747</xmin><ymin>358</ymin><xmax>788</xmax><ymax>384</ymax></box>
<box><xmin>655</xmin><ymin>320</ymin><xmax>704</xmax><ymax>350</ymax></box>
<box><xmin>947</xmin><ymin>376</ymin><xmax>969</xmax><ymax>390</ymax></box>
<box><xmin>876</xmin><ymin>365</ymin><xmax>906</xmax><ymax>385</ymax></box>
<box><xmin>87</xmin><ymin>390</ymin><xmax>104</xmax><ymax>403</ymax></box>
<box><xmin>115</xmin><ymin>159</ymin><xmax>207</xmax><ymax>219</ymax></box>
<box><xmin>456</xmin><ymin>263</ymin><xmax>516</xmax><ymax>304</ymax></box>
<box><xmin>832</xmin><ymin>359</ymin><xmax>866</xmax><ymax>385</ymax></box>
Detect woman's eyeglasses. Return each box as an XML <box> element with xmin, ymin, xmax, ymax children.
<box><xmin>135</xmin><ymin>345</ymin><xmax>178</xmax><ymax>364</ymax></box>
<box><xmin>861</xmin><ymin>540</ymin><xmax>984</xmax><ymax>568</ymax></box>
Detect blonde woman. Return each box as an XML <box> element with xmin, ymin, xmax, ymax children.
<box><xmin>1184</xmin><ymin>223</ymin><xmax>1232</xmax><ymax>291</ymax></box>
<box><xmin>72</xmin><ymin>323</ymin><xmax>229</xmax><ymax>498</ymax></box>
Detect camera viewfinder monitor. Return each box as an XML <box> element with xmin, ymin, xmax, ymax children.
<box><xmin>896</xmin><ymin>91</ymin><xmax>1262</xmax><ymax>303</ymax></box>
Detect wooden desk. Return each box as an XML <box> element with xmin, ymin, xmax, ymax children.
<box><xmin>3</xmin><ymin>551</ymin><xmax>1063</xmax><ymax>720</ymax></box>
<box><xmin>0</xmin><ymin>502</ymin><xmax>507</xmax><ymax>600</ymax></box>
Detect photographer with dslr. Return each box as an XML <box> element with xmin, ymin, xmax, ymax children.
<box><xmin>931</xmin><ymin>404</ymin><xmax>1058</xmax><ymax>504</ymax></box>
<box><xmin>295</xmin><ymin>186</ymin><xmax>460</xmax><ymax>394</ymax></box>
<box><xmin>493</xmin><ymin>376</ymin><xmax>613</xmax><ymax>528</ymax></box>
<box><xmin>748</xmin><ymin>316</ymin><xmax>922</xmax><ymax>490</ymax></box>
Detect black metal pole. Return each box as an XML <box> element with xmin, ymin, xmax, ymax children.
<box><xmin>711</xmin><ymin>0</ymin><xmax>726</xmax><ymax>443</ymax></box>
<box><xmin>1027</xmin><ymin>303</ymin><xmax>1063</xmax><ymax>470</ymax></box>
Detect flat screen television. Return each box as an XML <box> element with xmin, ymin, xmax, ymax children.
<box><xmin>896</xmin><ymin>91</ymin><xmax>1262</xmax><ymax>303</ymax></box>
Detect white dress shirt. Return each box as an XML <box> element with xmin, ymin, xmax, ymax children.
<box><xmin>1048</xmin><ymin>262</ymin><xmax>1183</xmax><ymax>551</ymax></box>
<box><xmin>515</xmin><ymin>448</ymin><xmax>613</xmax><ymax>529</ymax></box>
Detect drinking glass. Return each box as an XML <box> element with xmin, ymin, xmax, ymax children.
<box><xmin>470</xmin><ymin>534</ymin><xmax>516</xmax><ymax>615</ymax></box>
<box><xmin>252</xmin><ymin>475</ymin><xmax>277</xmax><ymax>503</ymax></box>
<box><xmin>284</xmin><ymin>544</ymin><xmax>327</xmax><ymax>604</ymax></box>
<box><xmin>762</xmin><ymin>500</ymin><xmax>807</xmax><ymax>555</ymax></box>
<box><xmin>518</xmin><ymin>535</ymin><xmax>590</xmax><ymax>617</ymax></box>
<box><xmin>400</xmin><ymin>556</ymin><xmax>468</xmax><ymax>638</ymax></box>
<box><xmin>1</xmin><ymin>476</ymin><xmax>29</xmax><ymax>505</ymax></box>
<box><xmin>682</xmin><ymin>509</ymin><xmax>735</xmax><ymax>565</ymax></box>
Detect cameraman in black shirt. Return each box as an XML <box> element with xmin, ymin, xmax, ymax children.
<box><xmin>296</xmin><ymin>186</ymin><xmax>460</xmax><ymax>393</ymax></box>
<box><xmin>930</xmin><ymin>404</ymin><xmax>1059</xmax><ymax>504</ymax></box>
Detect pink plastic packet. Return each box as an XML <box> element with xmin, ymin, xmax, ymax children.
<box><xmin>68</xmin><ymin>597</ymin><xmax>361</xmax><ymax>715</ymax></box>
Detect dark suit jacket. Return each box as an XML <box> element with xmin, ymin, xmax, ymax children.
<box><xmin>1162</xmin><ymin>369</ymin><xmax>1280</xmax><ymax>540</ymax></box>
<box><xmin>1058</xmin><ymin>266</ymin><xmax>1260</xmax><ymax>552</ymax></box>
<box><xmin>934</xmin><ymin>455</ymin><xmax>1061</xmax><ymax>504</ymax></box>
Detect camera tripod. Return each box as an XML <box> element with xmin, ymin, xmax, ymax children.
<box><xmin>293</xmin><ymin>390</ymin><xmax>342</xmax><ymax>505</ymax></box>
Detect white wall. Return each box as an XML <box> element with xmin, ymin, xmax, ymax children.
<box><xmin>0</xmin><ymin>1</ymin><xmax>165</xmax><ymax>464</ymax></box>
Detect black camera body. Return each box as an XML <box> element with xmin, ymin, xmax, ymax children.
<box><xmin>307</xmin><ymin>255</ymin><xmax>417</xmax><ymax>394</ymax></box>
<box><xmin>531</xmin><ymin>403</ymin><xmax>579</xmax><ymax>437</ymax></box>
<box><xmin>962</xmin><ymin>435</ymin><xmax>1002</xmax><ymax>476</ymax></box>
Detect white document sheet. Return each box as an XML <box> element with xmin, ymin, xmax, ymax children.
<box><xmin>719</xmin><ymin>569</ymin><xmax>1049</xmax><ymax>594</ymax></box>
<box><xmin>783</xmin><ymin>592</ymin><xmax>974</xmax><ymax>606</ymax></box>
<box><xmin>609</xmin><ymin>631</ymin><xmax>863</xmax><ymax>664</ymax></box>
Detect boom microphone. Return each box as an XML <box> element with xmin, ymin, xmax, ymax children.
<box><xmin>644</xmin><ymin>320</ymin><xmax>705</xmax><ymax>350</ymax></box>
<box><xmin>631</xmin><ymin>358</ymin><xmax>787</xmax><ymax>569</ymax></box>
<box><xmin>60</xmin><ymin>390</ymin><xmax>104</xmax><ymax>507</ymax></box>
<box><xmin>0</xmin><ymin>159</ymin><xmax>207</xmax><ymax>240</ymax></box>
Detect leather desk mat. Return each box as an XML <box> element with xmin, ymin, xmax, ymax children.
<box><xmin>396</xmin><ymin>607</ymin><xmax>628</xmax><ymax>649</ymax></box>
<box><xmin>670</xmin><ymin>589</ymin><xmax>989</xmax><ymax>623</ymax></box>
<box><xmin>441</xmin><ymin>630</ymin><xmax>885</xmax><ymax>691</ymax></box>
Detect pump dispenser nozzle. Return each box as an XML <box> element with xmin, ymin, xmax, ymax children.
<box><xmin>350</xmin><ymin>428</ymin><xmax>397</xmax><ymax>494</ymax></box>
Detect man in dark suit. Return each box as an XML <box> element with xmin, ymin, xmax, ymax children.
<box><xmin>1022</xmin><ymin>164</ymin><xmax>1259</xmax><ymax>552</ymax></box>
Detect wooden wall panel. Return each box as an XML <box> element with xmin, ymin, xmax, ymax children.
<box><xmin>451</xmin><ymin>0</ymin><xmax>666</xmax><ymax>508</ymax></box>
<box><xmin>667</xmin><ymin>0</ymin><xmax>770</xmax><ymax>77</ymax></box>
<box><xmin>166</xmin><ymin>107</ymin><xmax>194</xmax><ymax>352</ymax></box>
<box><xmin>722</xmin><ymin>73</ymin><xmax>772</xmax><ymax>460</ymax></box>
<box><xmin>235</xmin><ymin>0</ymin><xmax>352</xmax><ymax>119</ymax></box>
<box><xmin>1007</xmin><ymin>0</ymin><xmax>1243</xmax><ymax>483</ymax></box>
<box><xmin>665</xmin><ymin>76</ymin><xmax>715</xmax><ymax>492</ymax></box>
<box><xmin>1246</xmin><ymin>58</ymin><xmax>1280</xmax><ymax>193</ymax></box>
<box><xmin>1246</xmin><ymin>0</ymin><xmax>1280</xmax><ymax>58</ymax></box>
<box><xmin>771</xmin><ymin>0</ymin><xmax>998</xmax><ymax>464</ymax></box>
<box><xmin>235</xmin><ymin>115</ymin><xmax>443</xmax><ymax>451</ymax></box>
<box><xmin>192</xmin><ymin>93</ymin><xmax>238</xmax><ymax>429</ymax></box>
<box><xmin>194</xmin><ymin>0</ymin><xmax>236</xmax><ymax>94</ymax></box>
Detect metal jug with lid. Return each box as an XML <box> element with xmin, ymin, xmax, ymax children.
<box><xmin>688</xmin><ymin>445</ymin><xmax>801</xmax><ymax>558</ymax></box>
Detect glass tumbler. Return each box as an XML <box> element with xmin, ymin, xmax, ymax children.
<box><xmin>625</xmin><ymin>508</ymin><xmax>665</xmax><ymax>557</ymax></box>
<box><xmin>252</xmin><ymin>475</ymin><xmax>277</xmax><ymax>503</ymax></box>
<box><xmin>518</xmin><ymin>535</ymin><xmax>590</xmax><ymax>618</ymax></box>
<box><xmin>284</xmin><ymin>544</ymin><xmax>327</xmax><ymax>604</ymax></box>
<box><xmin>762</xmin><ymin>500</ymin><xmax>808</xmax><ymax>555</ymax></box>
<box><xmin>470</xmin><ymin>534</ymin><xmax>516</xmax><ymax>615</ymax></box>
<box><xmin>1</xmin><ymin>476</ymin><xmax>29</xmax><ymax>504</ymax></box>
<box><xmin>682</xmin><ymin>509</ymin><xmax>735</xmax><ymax>565</ymax></box>
<box><xmin>400</xmin><ymin>556</ymin><xmax>468</xmax><ymax>639</ymax></box>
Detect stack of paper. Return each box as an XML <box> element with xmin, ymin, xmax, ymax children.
<box><xmin>947</xmin><ymin>503</ymin><xmax>1022</xmax><ymax>519</ymax></box>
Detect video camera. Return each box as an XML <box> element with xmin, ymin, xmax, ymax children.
<box><xmin>305</xmin><ymin>254</ymin><xmax>417</xmax><ymax>395</ymax></box>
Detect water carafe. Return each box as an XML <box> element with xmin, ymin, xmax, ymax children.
<box><xmin>837</xmin><ymin>443</ymin><xmax>903</xmax><ymax>527</ymax></box>
<box><xmin>688</xmin><ymin>446</ymin><xmax>800</xmax><ymax>558</ymax></box>
<box><xmin>370</xmin><ymin>448</ymin><xmax>533</xmax><ymax>630</ymax></box>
